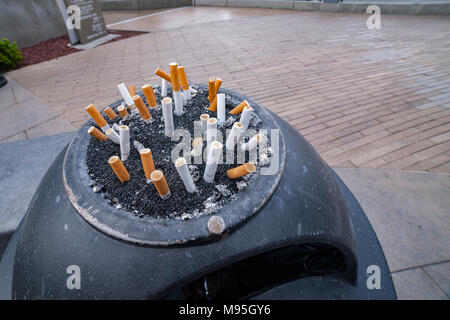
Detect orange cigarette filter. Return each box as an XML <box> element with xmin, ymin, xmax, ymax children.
<box><xmin>133</xmin><ymin>95</ymin><xmax>151</xmax><ymax>120</ymax></box>
<box><xmin>178</xmin><ymin>66</ymin><xmax>190</xmax><ymax>91</ymax></box>
<box><xmin>209</xmin><ymin>96</ymin><xmax>218</xmax><ymax>112</ymax></box>
<box><xmin>208</xmin><ymin>78</ymin><xmax>216</xmax><ymax>102</ymax></box>
<box><xmin>155</xmin><ymin>68</ymin><xmax>172</xmax><ymax>82</ymax></box>
<box><xmin>86</xmin><ymin>104</ymin><xmax>108</xmax><ymax>128</ymax></box>
<box><xmin>151</xmin><ymin>170</ymin><xmax>170</xmax><ymax>197</ymax></box>
<box><xmin>229</xmin><ymin>100</ymin><xmax>249</xmax><ymax>115</ymax></box>
<box><xmin>139</xmin><ymin>148</ymin><xmax>155</xmax><ymax>179</ymax></box>
<box><xmin>227</xmin><ymin>163</ymin><xmax>256</xmax><ymax>180</ymax></box>
<box><xmin>208</xmin><ymin>78</ymin><xmax>223</xmax><ymax>111</ymax></box>
<box><xmin>88</xmin><ymin>126</ymin><xmax>108</xmax><ymax>142</ymax></box>
<box><xmin>104</xmin><ymin>107</ymin><xmax>117</xmax><ymax>120</ymax></box>
<box><xmin>108</xmin><ymin>156</ymin><xmax>130</xmax><ymax>183</ymax></box>
<box><xmin>169</xmin><ymin>62</ymin><xmax>181</xmax><ymax>92</ymax></box>
<box><xmin>117</xmin><ymin>105</ymin><xmax>128</xmax><ymax>118</ymax></box>
<box><xmin>142</xmin><ymin>84</ymin><xmax>157</xmax><ymax>108</ymax></box>
<box><xmin>214</xmin><ymin>78</ymin><xmax>223</xmax><ymax>93</ymax></box>
<box><xmin>128</xmin><ymin>85</ymin><xmax>136</xmax><ymax>97</ymax></box>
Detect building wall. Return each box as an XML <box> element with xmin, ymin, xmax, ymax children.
<box><xmin>0</xmin><ymin>0</ymin><xmax>67</xmax><ymax>48</ymax></box>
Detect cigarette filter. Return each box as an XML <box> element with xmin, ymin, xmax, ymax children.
<box><xmin>227</xmin><ymin>162</ymin><xmax>256</xmax><ymax>180</ymax></box>
<box><xmin>201</xmin><ymin>114</ymin><xmax>209</xmax><ymax>133</ymax></box>
<box><xmin>217</xmin><ymin>93</ymin><xmax>226</xmax><ymax>125</ymax></box>
<box><xmin>175</xmin><ymin>157</ymin><xmax>197</xmax><ymax>193</ymax></box>
<box><xmin>169</xmin><ymin>62</ymin><xmax>181</xmax><ymax>92</ymax></box>
<box><xmin>226</xmin><ymin>122</ymin><xmax>243</xmax><ymax>151</ymax></box>
<box><xmin>151</xmin><ymin>170</ymin><xmax>171</xmax><ymax>199</ymax></box>
<box><xmin>106</xmin><ymin>128</ymin><xmax>120</xmax><ymax>144</ymax></box>
<box><xmin>229</xmin><ymin>100</ymin><xmax>249</xmax><ymax>115</ymax></box>
<box><xmin>208</xmin><ymin>77</ymin><xmax>216</xmax><ymax>102</ymax></box>
<box><xmin>203</xmin><ymin>141</ymin><xmax>223</xmax><ymax>183</ymax></box>
<box><xmin>242</xmin><ymin>133</ymin><xmax>263</xmax><ymax>152</ymax></box>
<box><xmin>173</xmin><ymin>90</ymin><xmax>183</xmax><ymax>116</ymax></box>
<box><xmin>155</xmin><ymin>68</ymin><xmax>172</xmax><ymax>83</ymax></box>
<box><xmin>178</xmin><ymin>66</ymin><xmax>190</xmax><ymax>92</ymax></box>
<box><xmin>128</xmin><ymin>85</ymin><xmax>136</xmax><ymax>97</ymax></box>
<box><xmin>161</xmin><ymin>78</ymin><xmax>168</xmax><ymax>97</ymax></box>
<box><xmin>117</xmin><ymin>104</ymin><xmax>128</xmax><ymax>118</ymax></box>
<box><xmin>133</xmin><ymin>95</ymin><xmax>152</xmax><ymax>123</ymax></box>
<box><xmin>191</xmin><ymin>137</ymin><xmax>203</xmax><ymax>157</ymax></box>
<box><xmin>88</xmin><ymin>126</ymin><xmax>108</xmax><ymax>142</ymax></box>
<box><xmin>139</xmin><ymin>148</ymin><xmax>155</xmax><ymax>182</ymax></box>
<box><xmin>108</xmin><ymin>156</ymin><xmax>130</xmax><ymax>183</ymax></box>
<box><xmin>119</xmin><ymin>125</ymin><xmax>130</xmax><ymax>161</ymax></box>
<box><xmin>104</xmin><ymin>107</ymin><xmax>117</xmax><ymax>120</ymax></box>
<box><xmin>117</xmin><ymin>83</ymin><xmax>135</xmax><ymax>108</ymax></box>
<box><xmin>86</xmin><ymin>104</ymin><xmax>109</xmax><ymax>130</ymax></box>
<box><xmin>161</xmin><ymin>97</ymin><xmax>174</xmax><ymax>137</ymax></box>
<box><xmin>239</xmin><ymin>105</ymin><xmax>253</xmax><ymax>132</ymax></box>
<box><xmin>206</xmin><ymin>117</ymin><xmax>217</xmax><ymax>148</ymax></box>
<box><xmin>215</xmin><ymin>78</ymin><xmax>223</xmax><ymax>93</ymax></box>
<box><xmin>142</xmin><ymin>84</ymin><xmax>157</xmax><ymax>108</ymax></box>
<box><xmin>208</xmin><ymin>78</ymin><xmax>223</xmax><ymax>112</ymax></box>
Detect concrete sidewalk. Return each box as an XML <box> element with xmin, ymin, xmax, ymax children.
<box><xmin>0</xmin><ymin>76</ymin><xmax>75</xmax><ymax>143</ymax></box>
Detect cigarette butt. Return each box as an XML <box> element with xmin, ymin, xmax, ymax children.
<box><xmin>139</xmin><ymin>148</ymin><xmax>155</xmax><ymax>180</ymax></box>
<box><xmin>119</xmin><ymin>125</ymin><xmax>130</xmax><ymax>162</ymax></box>
<box><xmin>175</xmin><ymin>157</ymin><xmax>196</xmax><ymax>193</ymax></box>
<box><xmin>229</xmin><ymin>100</ymin><xmax>249</xmax><ymax>115</ymax></box>
<box><xmin>178</xmin><ymin>66</ymin><xmax>189</xmax><ymax>91</ymax></box>
<box><xmin>208</xmin><ymin>96</ymin><xmax>218</xmax><ymax>112</ymax></box>
<box><xmin>206</xmin><ymin>117</ymin><xmax>217</xmax><ymax>148</ymax></box>
<box><xmin>169</xmin><ymin>62</ymin><xmax>181</xmax><ymax>92</ymax></box>
<box><xmin>128</xmin><ymin>85</ymin><xmax>136</xmax><ymax>97</ymax></box>
<box><xmin>240</xmin><ymin>105</ymin><xmax>253</xmax><ymax>132</ymax></box>
<box><xmin>142</xmin><ymin>84</ymin><xmax>157</xmax><ymax>108</ymax></box>
<box><xmin>214</xmin><ymin>78</ymin><xmax>223</xmax><ymax>93</ymax></box>
<box><xmin>203</xmin><ymin>141</ymin><xmax>223</xmax><ymax>183</ymax></box>
<box><xmin>161</xmin><ymin>97</ymin><xmax>174</xmax><ymax>136</ymax></box>
<box><xmin>200</xmin><ymin>114</ymin><xmax>209</xmax><ymax>133</ymax></box>
<box><xmin>88</xmin><ymin>126</ymin><xmax>108</xmax><ymax>142</ymax></box>
<box><xmin>117</xmin><ymin>104</ymin><xmax>128</xmax><ymax>118</ymax></box>
<box><xmin>208</xmin><ymin>77</ymin><xmax>216</xmax><ymax>102</ymax></box>
<box><xmin>226</xmin><ymin>122</ymin><xmax>243</xmax><ymax>151</ymax></box>
<box><xmin>155</xmin><ymin>68</ymin><xmax>172</xmax><ymax>82</ymax></box>
<box><xmin>104</xmin><ymin>107</ymin><xmax>117</xmax><ymax>120</ymax></box>
<box><xmin>227</xmin><ymin>162</ymin><xmax>256</xmax><ymax>179</ymax></box>
<box><xmin>108</xmin><ymin>156</ymin><xmax>130</xmax><ymax>183</ymax></box>
<box><xmin>191</xmin><ymin>137</ymin><xmax>203</xmax><ymax>157</ymax></box>
<box><xmin>133</xmin><ymin>95</ymin><xmax>152</xmax><ymax>122</ymax></box>
<box><xmin>151</xmin><ymin>170</ymin><xmax>170</xmax><ymax>199</ymax></box>
<box><xmin>86</xmin><ymin>104</ymin><xmax>108</xmax><ymax>128</ymax></box>
<box><xmin>242</xmin><ymin>133</ymin><xmax>263</xmax><ymax>152</ymax></box>
<box><xmin>106</xmin><ymin>128</ymin><xmax>120</xmax><ymax>144</ymax></box>
<box><xmin>118</xmin><ymin>83</ymin><xmax>135</xmax><ymax>108</ymax></box>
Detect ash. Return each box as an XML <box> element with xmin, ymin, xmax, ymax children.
<box><xmin>86</xmin><ymin>86</ymin><xmax>266</xmax><ymax>220</ymax></box>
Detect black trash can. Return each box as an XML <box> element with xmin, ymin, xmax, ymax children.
<box><xmin>0</xmin><ymin>86</ymin><xmax>396</xmax><ymax>300</ymax></box>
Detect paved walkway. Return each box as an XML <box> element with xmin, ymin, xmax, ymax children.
<box><xmin>5</xmin><ymin>7</ymin><xmax>450</xmax><ymax>172</ymax></box>
<box><xmin>0</xmin><ymin>76</ymin><xmax>74</xmax><ymax>143</ymax></box>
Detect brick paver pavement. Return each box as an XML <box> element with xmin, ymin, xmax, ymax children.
<box><xmin>7</xmin><ymin>8</ymin><xmax>450</xmax><ymax>173</ymax></box>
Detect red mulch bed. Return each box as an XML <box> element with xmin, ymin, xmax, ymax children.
<box><xmin>18</xmin><ymin>30</ymin><xmax>145</xmax><ymax>69</ymax></box>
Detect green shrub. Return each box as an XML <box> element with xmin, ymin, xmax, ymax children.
<box><xmin>0</xmin><ymin>38</ymin><xmax>23</xmax><ymax>71</ymax></box>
